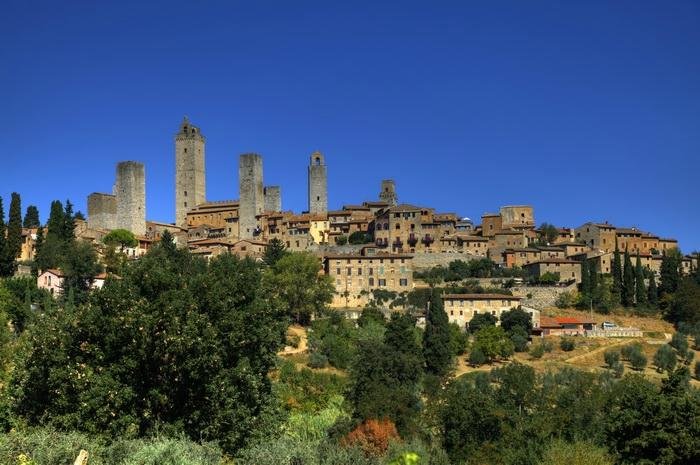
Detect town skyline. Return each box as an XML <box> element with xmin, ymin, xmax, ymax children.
<box><xmin>2</xmin><ymin>1</ymin><xmax>699</xmax><ymax>250</ymax></box>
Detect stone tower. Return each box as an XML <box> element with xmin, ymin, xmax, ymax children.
<box><xmin>308</xmin><ymin>151</ymin><xmax>327</xmax><ymax>214</ymax></box>
<box><xmin>115</xmin><ymin>161</ymin><xmax>146</xmax><ymax>235</ymax></box>
<box><xmin>175</xmin><ymin>117</ymin><xmax>206</xmax><ymax>228</ymax></box>
<box><xmin>239</xmin><ymin>153</ymin><xmax>264</xmax><ymax>239</ymax></box>
<box><xmin>264</xmin><ymin>185</ymin><xmax>282</xmax><ymax>212</ymax></box>
<box><xmin>379</xmin><ymin>179</ymin><xmax>398</xmax><ymax>206</ymax></box>
<box><xmin>87</xmin><ymin>192</ymin><xmax>117</xmax><ymax>230</ymax></box>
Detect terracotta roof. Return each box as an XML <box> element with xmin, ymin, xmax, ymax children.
<box><xmin>539</xmin><ymin>316</ymin><xmax>562</xmax><ymax>328</ymax></box>
<box><xmin>524</xmin><ymin>259</ymin><xmax>581</xmax><ymax>265</ymax></box>
<box><xmin>443</xmin><ymin>293</ymin><xmax>521</xmax><ymax>300</ymax></box>
<box><xmin>323</xmin><ymin>253</ymin><xmax>413</xmax><ymax>260</ymax></box>
<box><xmin>555</xmin><ymin>316</ymin><xmax>596</xmax><ymax>325</ymax></box>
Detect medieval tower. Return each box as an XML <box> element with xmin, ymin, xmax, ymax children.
<box><xmin>175</xmin><ymin>117</ymin><xmax>206</xmax><ymax>228</ymax></box>
<box><xmin>239</xmin><ymin>153</ymin><xmax>264</xmax><ymax>239</ymax></box>
<box><xmin>308</xmin><ymin>151</ymin><xmax>327</xmax><ymax>214</ymax></box>
<box><xmin>379</xmin><ymin>179</ymin><xmax>398</xmax><ymax>206</ymax></box>
<box><xmin>264</xmin><ymin>185</ymin><xmax>282</xmax><ymax>212</ymax></box>
<box><xmin>87</xmin><ymin>192</ymin><xmax>117</xmax><ymax>230</ymax></box>
<box><xmin>115</xmin><ymin>161</ymin><xmax>146</xmax><ymax>235</ymax></box>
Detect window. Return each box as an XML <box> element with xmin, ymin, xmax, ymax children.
<box><xmin>378</xmin><ymin>279</ymin><xmax>386</xmax><ymax>287</ymax></box>
<box><xmin>399</xmin><ymin>278</ymin><xmax>408</xmax><ymax>286</ymax></box>
<box><xmin>358</xmin><ymin>268</ymin><xmax>362</xmax><ymax>275</ymax></box>
<box><xmin>369</xmin><ymin>277</ymin><xmax>374</xmax><ymax>286</ymax></box>
<box><xmin>369</xmin><ymin>268</ymin><xmax>374</xmax><ymax>275</ymax></box>
<box><xmin>347</xmin><ymin>268</ymin><xmax>352</xmax><ymax>276</ymax></box>
<box><xmin>336</xmin><ymin>268</ymin><xmax>341</xmax><ymax>275</ymax></box>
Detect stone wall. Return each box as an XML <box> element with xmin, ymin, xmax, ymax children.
<box><xmin>239</xmin><ymin>153</ymin><xmax>264</xmax><ymax>239</ymax></box>
<box><xmin>308</xmin><ymin>151</ymin><xmax>327</xmax><ymax>214</ymax></box>
<box><xmin>412</xmin><ymin>251</ymin><xmax>481</xmax><ymax>270</ymax></box>
<box><xmin>87</xmin><ymin>192</ymin><xmax>116</xmax><ymax>230</ymax></box>
<box><xmin>264</xmin><ymin>185</ymin><xmax>281</xmax><ymax>212</ymax></box>
<box><xmin>115</xmin><ymin>161</ymin><xmax>146</xmax><ymax>236</ymax></box>
<box><xmin>510</xmin><ymin>284</ymin><xmax>577</xmax><ymax>310</ymax></box>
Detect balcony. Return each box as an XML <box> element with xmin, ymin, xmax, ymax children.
<box><xmin>407</xmin><ymin>234</ymin><xmax>418</xmax><ymax>247</ymax></box>
<box><xmin>375</xmin><ymin>238</ymin><xmax>388</xmax><ymax>248</ymax></box>
<box><xmin>422</xmin><ymin>234</ymin><xmax>434</xmax><ymax>246</ymax></box>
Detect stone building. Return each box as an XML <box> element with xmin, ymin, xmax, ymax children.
<box><xmin>378</xmin><ymin>179</ymin><xmax>398</xmax><ymax>206</ymax></box>
<box><xmin>115</xmin><ymin>161</ymin><xmax>146</xmax><ymax>236</ymax></box>
<box><xmin>500</xmin><ymin>205</ymin><xmax>535</xmax><ymax>229</ymax></box>
<box><xmin>264</xmin><ymin>185</ymin><xmax>282</xmax><ymax>212</ymax></box>
<box><xmin>175</xmin><ymin>117</ymin><xmax>206</xmax><ymax>228</ymax></box>
<box><xmin>322</xmin><ymin>246</ymin><xmax>413</xmax><ymax>308</ymax></box>
<box><xmin>308</xmin><ymin>151</ymin><xmax>327</xmax><ymax>214</ymax></box>
<box><xmin>186</xmin><ymin>200</ymin><xmax>240</xmax><ymax>238</ymax></box>
<box><xmin>87</xmin><ymin>192</ymin><xmax>117</xmax><ymax>230</ymax></box>
<box><xmin>442</xmin><ymin>294</ymin><xmax>540</xmax><ymax>330</ymax></box>
<box><xmin>523</xmin><ymin>259</ymin><xmax>582</xmax><ymax>284</ymax></box>
<box><xmin>239</xmin><ymin>153</ymin><xmax>264</xmax><ymax>239</ymax></box>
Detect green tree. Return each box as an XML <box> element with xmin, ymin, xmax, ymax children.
<box><xmin>22</xmin><ymin>205</ymin><xmax>40</xmax><ymax>228</ymax></box>
<box><xmin>335</xmin><ymin>235</ymin><xmax>348</xmax><ymax>246</ymax></box>
<box><xmin>448</xmin><ymin>322</ymin><xmax>469</xmax><ymax>356</ymax></box>
<box><xmin>357</xmin><ymin>306</ymin><xmax>385</xmax><ymax>327</ymax></box>
<box><xmin>634</xmin><ymin>253</ymin><xmax>647</xmax><ymax>306</ymax></box>
<box><xmin>468</xmin><ymin>312</ymin><xmax>497</xmax><ymax>333</ymax></box>
<box><xmin>0</xmin><ymin>197</ymin><xmax>9</xmax><ymax>277</ymax></box>
<box><xmin>611</xmin><ymin>238</ymin><xmax>622</xmax><ymax>304</ymax></box>
<box><xmin>60</xmin><ymin>240</ymin><xmax>103</xmax><ymax>303</ymax></box>
<box><xmin>262</xmin><ymin>238</ymin><xmax>288</xmax><ymax>266</ymax></box>
<box><xmin>472</xmin><ymin>325</ymin><xmax>514</xmax><ymax>362</ymax></box>
<box><xmin>669</xmin><ymin>332</ymin><xmax>689</xmax><ymax>357</ymax></box>
<box><xmin>423</xmin><ymin>288</ymin><xmax>453</xmax><ymax>378</ymax></box>
<box><xmin>6</xmin><ymin>193</ymin><xmax>22</xmax><ymax>267</ymax></box>
<box><xmin>629</xmin><ymin>350</ymin><xmax>647</xmax><ymax>371</ymax></box>
<box><xmin>266</xmin><ymin>252</ymin><xmax>334</xmax><ymax>325</ymax></box>
<box><xmin>348</xmin><ymin>231</ymin><xmax>372</xmax><ymax>245</ymax></box>
<box><xmin>666</xmin><ymin>278</ymin><xmax>700</xmax><ymax>326</ymax></box>
<box><xmin>537</xmin><ymin>223</ymin><xmax>558</xmax><ymax>245</ymax></box>
<box><xmin>62</xmin><ymin>199</ymin><xmax>75</xmax><ymax>241</ymax></box>
<box><xmin>653</xmin><ymin>344</ymin><xmax>677</xmax><ymax>373</ymax></box>
<box><xmin>580</xmin><ymin>259</ymin><xmax>591</xmax><ymax>303</ymax></box>
<box><xmin>648</xmin><ymin>272</ymin><xmax>659</xmax><ymax>306</ymax></box>
<box><xmin>604</xmin><ymin>349</ymin><xmax>620</xmax><ymax>369</ymax></box>
<box><xmin>659</xmin><ymin>248</ymin><xmax>682</xmax><ymax>296</ymax></box>
<box><xmin>103</xmin><ymin>229</ymin><xmax>138</xmax><ymax>251</ymax></box>
<box><xmin>499</xmin><ymin>307</ymin><xmax>533</xmax><ymax>334</ymax></box>
<box><xmin>621</xmin><ymin>248</ymin><xmax>635</xmax><ymax>307</ymax></box>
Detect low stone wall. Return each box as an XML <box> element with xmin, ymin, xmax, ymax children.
<box><xmin>586</xmin><ymin>329</ymin><xmax>643</xmax><ymax>338</ymax></box>
<box><xmin>412</xmin><ymin>252</ymin><xmax>481</xmax><ymax>270</ymax></box>
<box><xmin>510</xmin><ymin>284</ymin><xmax>577</xmax><ymax>310</ymax></box>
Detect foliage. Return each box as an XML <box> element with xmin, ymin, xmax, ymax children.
<box><xmin>695</xmin><ymin>361</ymin><xmax>700</xmax><ymax>380</ymax></box>
<box><xmin>538</xmin><ymin>439</ymin><xmax>613</xmax><ymax>465</ymax></box>
<box><xmin>60</xmin><ymin>240</ymin><xmax>103</xmax><ymax>304</ymax></box>
<box><xmin>472</xmin><ymin>326</ymin><xmax>514</xmax><ymax>362</ymax></box>
<box><xmin>659</xmin><ymin>248</ymin><xmax>682</xmax><ymax>296</ymax></box>
<box><xmin>308</xmin><ymin>352</ymin><xmax>329</xmax><ymax>369</ymax></box>
<box><xmin>560</xmin><ymin>338</ymin><xmax>575</xmax><ymax>352</ymax></box>
<box><xmin>308</xmin><ymin>312</ymin><xmax>357</xmax><ymax>369</ymax></box>
<box><xmin>413</xmin><ymin>258</ymin><xmax>526</xmax><ymax>282</ymax></box>
<box><xmin>348</xmin><ymin>231</ymin><xmax>373</xmax><ymax>245</ymax></box>
<box><xmin>10</xmin><ymin>247</ymin><xmax>288</xmax><ymax>454</ymax></box>
<box><xmin>621</xmin><ymin>249</ymin><xmax>635</xmax><ymax>307</ymax></box>
<box><xmin>266</xmin><ymin>252</ymin><xmax>334</xmax><ymax>325</ymax></box>
<box><xmin>537</xmin><ymin>223</ymin><xmax>559</xmax><ymax>245</ymax></box>
<box><xmin>653</xmin><ymin>344</ymin><xmax>677</xmax><ymax>373</ymax></box>
<box><xmin>634</xmin><ymin>254</ymin><xmax>647</xmax><ymax>306</ymax></box>
<box><xmin>335</xmin><ymin>235</ymin><xmax>348</xmax><ymax>246</ymax></box>
<box><xmin>555</xmin><ymin>290</ymin><xmax>578</xmax><ymax>308</ymax></box>
<box><xmin>274</xmin><ymin>360</ymin><xmax>347</xmax><ymax>414</ymax></box>
<box><xmin>262</xmin><ymin>238</ymin><xmax>288</xmax><ymax>266</ymax></box>
<box><xmin>448</xmin><ymin>322</ymin><xmax>469</xmax><ymax>356</ymax></box>
<box><xmin>103</xmin><ymin>229</ymin><xmax>138</xmax><ymax>249</ymax></box>
<box><xmin>669</xmin><ymin>332</ymin><xmax>689</xmax><ymax>357</ymax></box>
<box><xmin>0</xmin><ymin>197</ymin><xmax>10</xmax><ymax>278</ymax></box>
<box><xmin>422</xmin><ymin>288</ymin><xmax>452</xmax><ymax>378</ymax></box>
<box><xmin>468</xmin><ymin>347</ymin><xmax>486</xmax><ymax>366</ymax></box>
<box><xmin>357</xmin><ymin>306</ymin><xmax>385</xmax><ymax>328</ymax></box>
<box><xmin>468</xmin><ymin>312</ymin><xmax>497</xmax><ymax>333</ymax></box>
<box><xmin>22</xmin><ymin>205</ymin><xmax>40</xmax><ymax>229</ymax></box>
<box><xmin>531</xmin><ymin>272</ymin><xmax>560</xmax><ymax>285</ymax></box>
<box><xmin>499</xmin><ymin>307</ymin><xmax>533</xmax><ymax>333</ymax></box>
<box><xmin>529</xmin><ymin>343</ymin><xmax>545</xmax><ymax>359</ymax></box>
<box><xmin>612</xmin><ymin>239</ymin><xmax>622</xmax><ymax>303</ymax></box>
<box><xmin>603</xmin><ymin>349</ymin><xmax>620</xmax><ymax>369</ymax></box>
<box><xmin>341</xmin><ymin>419</ymin><xmax>399</xmax><ymax>457</ymax></box>
<box><xmin>620</xmin><ymin>342</ymin><xmax>643</xmax><ymax>361</ymax></box>
<box><xmin>629</xmin><ymin>350</ymin><xmax>648</xmax><ymax>371</ymax></box>
<box><xmin>509</xmin><ymin>326</ymin><xmax>529</xmax><ymax>352</ymax></box>
<box><xmin>3</xmin><ymin>193</ymin><xmax>23</xmax><ymax>277</ymax></box>
<box><xmin>666</xmin><ymin>277</ymin><xmax>700</xmax><ymax>326</ymax></box>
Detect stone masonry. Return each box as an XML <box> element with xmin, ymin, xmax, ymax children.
<box><xmin>175</xmin><ymin>117</ymin><xmax>206</xmax><ymax>228</ymax></box>
<box><xmin>115</xmin><ymin>161</ymin><xmax>146</xmax><ymax>236</ymax></box>
<box><xmin>87</xmin><ymin>192</ymin><xmax>117</xmax><ymax>230</ymax></box>
<box><xmin>308</xmin><ymin>151</ymin><xmax>327</xmax><ymax>214</ymax></box>
<box><xmin>379</xmin><ymin>179</ymin><xmax>398</xmax><ymax>206</ymax></box>
<box><xmin>239</xmin><ymin>153</ymin><xmax>264</xmax><ymax>239</ymax></box>
<box><xmin>264</xmin><ymin>185</ymin><xmax>282</xmax><ymax>212</ymax></box>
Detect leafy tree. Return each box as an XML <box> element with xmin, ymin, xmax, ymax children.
<box><xmin>423</xmin><ymin>288</ymin><xmax>453</xmax><ymax>378</ymax></box>
<box><xmin>669</xmin><ymin>332</ymin><xmax>689</xmax><ymax>357</ymax></box>
<box><xmin>539</xmin><ymin>439</ymin><xmax>614</xmax><ymax>465</ymax></box>
<box><xmin>60</xmin><ymin>240</ymin><xmax>103</xmax><ymax>303</ymax></box>
<box><xmin>621</xmin><ymin>248</ymin><xmax>635</xmax><ymax>307</ymax></box>
<box><xmin>604</xmin><ymin>349</ymin><xmax>620</xmax><ymax>369</ymax></box>
<box><xmin>560</xmin><ymin>338</ymin><xmax>575</xmax><ymax>352</ymax></box>
<box><xmin>0</xmin><ymin>197</ymin><xmax>9</xmax><ymax>277</ymax></box>
<box><xmin>695</xmin><ymin>361</ymin><xmax>700</xmax><ymax>380</ymax></box>
<box><xmin>22</xmin><ymin>205</ymin><xmax>40</xmax><ymax>228</ymax></box>
<box><xmin>509</xmin><ymin>326</ymin><xmax>529</xmax><ymax>352</ymax></box>
<box><xmin>634</xmin><ymin>253</ymin><xmax>647</xmax><ymax>306</ymax></box>
<box><xmin>648</xmin><ymin>272</ymin><xmax>658</xmax><ymax>306</ymax></box>
<box><xmin>11</xmin><ymin>246</ymin><xmax>288</xmax><ymax>454</ymax></box>
<box><xmin>611</xmin><ymin>238</ymin><xmax>622</xmax><ymax>303</ymax></box>
<box><xmin>468</xmin><ymin>347</ymin><xmax>486</xmax><ymax>366</ymax></box>
<box><xmin>448</xmin><ymin>322</ymin><xmax>469</xmax><ymax>356</ymax></box>
<box><xmin>659</xmin><ymin>248</ymin><xmax>682</xmax><ymax>296</ymax></box>
<box><xmin>653</xmin><ymin>344</ymin><xmax>677</xmax><ymax>373</ymax></box>
<box><xmin>537</xmin><ymin>223</ymin><xmax>558</xmax><ymax>245</ymax></box>
<box><xmin>6</xmin><ymin>193</ymin><xmax>22</xmax><ymax>266</ymax></box>
<box><xmin>348</xmin><ymin>231</ymin><xmax>372</xmax><ymax>245</ymax></box>
<box><xmin>62</xmin><ymin>199</ymin><xmax>75</xmax><ymax>240</ymax></box>
<box><xmin>335</xmin><ymin>235</ymin><xmax>348</xmax><ymax>246</ymax></box>
<box><xmin>103</xmin><ymin>229</ymin><xmax>138</xmax><ymax>250</ymax></box>
<box><xmin>266</xmin><ymin>252</ymin><xmax>334</xmax><ymax>324</ymax></box>
<box><xmin>357</xmin><ymin>306</ymin><xmax>385</xmax><ymax>327</ymax></box>
<box><xmin>629</xmin><ymin>350</ymin><xmax>647</xmax><ymax>371</ymax></box>
<box><xmin>262</xmin><ymin>238</ymin><xmax>288</xmax><ymax>266</ymax></box>
<box><xmin>666</xmin><ymin>278</ymin><xmax>700</xmax><ymax>326</ymax></box>
<box><xmin>580</xmin><ymin>259</ymin><xmax>591</xmax><ymax>301</ymax></box>
<box><xmin>530</xmin><ymin>343</ymin><xmax>545</xmax><ymax>359</ymax></box>
<box><xmin>499</xmin><ymin>307</ymin><xmax>532</xmax><ymax>334</ymax></box>
<box><xmin>472</xmin><ymin>325</ymin><xmax>514</xmax><ymax>362</ymax></box>
<box><xmin>468</xmin><ymin>312</ymin><xmax>497</xmax><ymax>333</ymax></box>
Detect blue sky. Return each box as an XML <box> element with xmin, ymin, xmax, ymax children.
<box><xmin>1</xmin><ymin>1</ymin><xmax>698</xmax><ymax>251</ymax></box>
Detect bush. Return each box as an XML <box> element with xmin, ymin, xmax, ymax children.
<box><xmin>653</xmin><ymin>345</ymin><xmax>677</xmax><ymax>373</ymax></box>
<box><xmin>604</xmin><ymin>349</ymin><xmax>620</xmax><ymax>369</ymax></box>
<box><xmin>469</xmin><ymin>348</ymin><xmax>487</xmax><ymax>366</ymax></box>
<box><xmin>348</xmin><ymin>231</ymin><xmax>372</xmax><ymax>245</ymax></box>
<box><xmin>539</xmin><ymin>439</ymin><xmax>614</xmax><ymax>465</ymax></box>
<box><xmin>530</xmin><ymin>343</ymin><xmax>545</xmax><ymax>359</ymax></box>
<box><xmin>695</xmin><ymin>361</ymin><xmax>700</xmax><ymax>380</ymax></box>
<box><xmin>613</xmin><ymin>362</ymin><xmax>624</xmax><ymax>378</ymax></box>
<box><xmin>630</xmin><ymin>350</ymin><xmax>647</xmax><ymax>371</ymax></box>
<box><xmin>670</xmin><ymin>332</ymin><xmax>689</xmax><ymax>357</ymax></box>
<box><xmin>555</xmin><ymin>291</ymin><xmax>579</xmax><ymax>309</ymax></box>
<box><xmin>336</xmin><ymin>235</ymin><xmax>348</xmax><ymax>246</ymax></box>
<box><xmin>621</xmin><ymin>342</ymin><xmax>643</xmax><ymax>361</ymax></box>
<box><xmin>308</xmin><ymin>352</ymin><xmax>329</xmax><ymax>369</ymax></box>
<box><xmin>448</xmin><ymin>323</ymin><xmax>469</xmax><ymax>356</ymax></box>
<box><xmin>560</xmin><ymin>338</ymin><xmax>575</xmax><ymax>352</ymax></box>
<box><xmin>286</xmin><ymin>334</ymin><xmax>301</xmax><ymax>348</ymax></box>
<box><xmin>340</xmin><ymin>419</ymin><xmax>400</xmax><ymax>457</ymax></box>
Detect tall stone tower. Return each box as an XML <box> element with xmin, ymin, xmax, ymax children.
<box><xmin>264</xmin><ymin>185</ymin><xmax>282</xmax><ymax>212</ymax></box>
<box><xmin>239</xmin><ymin>153</ymin><xmax>264</xmax><ymax>239</ymax></box>
<box><xmin>175</xmin><ymin>117</ymin><xmax>206</xmax><ymax>228</ymax></box>
<box><xmin>379</xmin><ymin>179</ymin><xmax>398</xmax><ymax>206</ymax></box>
<box><xmin>308</xmin><ymin>151</ymin><xmax>327</xmax><ymax>214</ymax></box>
<box><xmin>115</xmin><ymin>161</ymin><xmax>146</xmax><ymax>235</ymax></box>
<box><xmin>87</xmin><ymin>192</ymin><xmax>117</xmax><ymax>230</ymax></box>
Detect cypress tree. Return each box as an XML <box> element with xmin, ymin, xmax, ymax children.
<box><xmin>7</xmin><ymin>192</ymin><xmax>23</xmax><ymax>262</ymax></box>
<box><xmin>63</xmin><ymin>199</ymin><xmax>75</xmax><ymax>241</ymax></box>
<box><xmin>23</xmin><ymin>205</ymin><xmax>40</xmax><ymax>228</ymax></box>
<box><xmin>580</xmin><ymin>259</ymin><xmax>591</xmax><ymax>301</ymax></box>
<box><xmin>635</xmin><ymin>253</ymin><xmax>647</xmax><ymax>306</ymax></box>
<box><xmin>0</xmin><ymin>196</ymin><xmax>8</xmax><ymax>277</ymax></box>
<box><xmin>659</xmin><ymin>249</ymin><xmax>681</xmax><ymax>295</ymax></box>
<box><xmin>46</xmin><ymin>200</ymin><xmax>65</xmax><ymax>239</ymax></box>
<box><xmin>589</xmin><ymin>262</ymin><xmax>599</xmax><ymax>307</ymax></box>
<box><xmin>648</xmin><ymin>272</ymin><xmax>658</xmax><ymax>306</ymax></box>
<box><xmin>612</xmin><ymin>238</ymin><xmax>622</xmax><ymax>303</ymax></box>
<box><xmin>423</xmin><ymin>287</ymin><xmax>452</xmax><ymax>378</ymax></box>
<box><xmin>622</xmin><ymin>248</ymin><xmax>635</xmax><ymax>307</ymax></box>
<box><xmin>31</xmin><ymin>226</ymin><xmax>44</xmax><ymax>277</ymax></box>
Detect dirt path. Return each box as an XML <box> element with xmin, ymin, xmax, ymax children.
<box><xmin>278</xmin><ymin>325</ymin><xmax>308</xmax><ymax>356</ymax></box>
<box><xmin>565</xmin><ymin>339</ymin><xmax>629</xmax><ymax>364</ymax></box>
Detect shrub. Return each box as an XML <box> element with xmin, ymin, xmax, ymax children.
<box><xmin>621</xmin><ymin>342</ymin><xmax>643</xmax><ymax>361</ymax></box>
<box><xmin>670</xmin><ymin>332</ymin><xmax>689</xmax><ymax>357</ymax></box>
<box><xmin>286</xmin><ymin>334</ymin><xmax>301</xmax><ymax>348</ymax></box>
<box><xmin>560</xmin><ymin>338</ymin><xmax>575</xmax><ymax>352</ymax></box>
<box><xmin>510</xmin><ymin>331</ymin><xmax>529</xmax><ymax>353</ymax></box>
<box><xmin>613</xmin><ymin>362</ymin><xmax>624</xmax><ymax>378</ymax></box>
<box><xmin>308</xmin><ymin>352</ymin><xmax>329</xmax><ymax>369</ymax></box>
<box><xmin>555</xmin><ymin>291</ymin><xmax>578</xmax><ymax>309</ymax></box>
<box><xmin>530</xmin><ymin>343</ymin><xmax>545</xmax><ymax>359</ymax></box>
<box><xmin>630</xmin><ymin>350</ymin><xmax>647</xmax><ymax>371</ymax></box>
<box><xmin>695</xmin><ymin>361</ymin><xmax>700</xmax><ymax>380</ymax></box>
<box><xmin>653</xmin><ymin>345</ymin><xmax>677</xmax><ymax>373</ymax></box>
<box><xmin>542</xmin><ymin>340</ymin><xmax>554</xmax><ymax>352</ymax></box>
<box><xmin>469</xmin><ymin>348</ymin><xmax>487</xmax><ymax>366</ymax></box>
<box><xmin>341</xmin><ymin>419</ymin><xmax>400</xmax><ymax>457</ymax></box>
<box><xmin>604</xmin><ymin>349</ymin><xmax>620</xmax><ymax>369</ymax></box>
<box><xmin>336</xmin><ymin>235</ymin><xmax>348</xmax><ymax>246</ymax></box>
<box><xmin>539</xmin><ymin>439</ymin><xmax>614</xmax><ymax>465</ymax></box>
